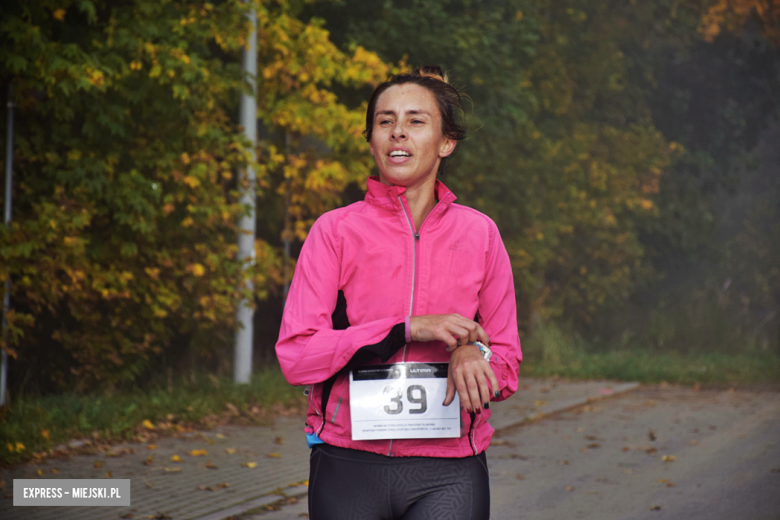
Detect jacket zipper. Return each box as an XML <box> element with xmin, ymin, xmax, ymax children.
<box><xmin>390</xmin><ymin>194</ymin><xmax>420</xmax><ymax>456</ymax></box>
<box><xmin>398</xmin><ymin>195</ymin><xmax>418</xmax><ymax>363</ymax></box>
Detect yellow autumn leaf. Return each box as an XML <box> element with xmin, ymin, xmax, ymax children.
<box><xmin>142</xmin><ymin>419</ymin><xmax>155</xmax><ymax>430</ymax></box>
<box><xmin>533</xmin><ymin>400</ymin><xmax>547</xmax><ymax>407</ymax></box>
<box><xmin>147</xmin><ymin>444</ymin><xmax>157</xmax><ymax>450</ymax></box>
<box><xmin>190</xmin><ymin>449</ymin><xmax>208</xmax><ymax>457</ymax></box>
<box><xmin>37</xmin><ymin>469</ymin><xmax>43</xmax><ymax>476</ymax></box>
<box><xmin>267</xmin><ymin>452</ymin><xmax>282</xmax><ymax>459</ymax></box>
<box><xmin>189</xmin><ymin>263</ymin><xmax>205</xmax><ymax>277</ymax></box>
<box><xmin>52</xmin><ymin>8</ymin><xmax>66</xmax><ymax>21</ymax></box>
<box><xmin>15</xmin><ymin>442</ymin><xmax>25</xmax><ymax>452</ymax></box>
<box><xmin>170</xmin><ymin>455</ymin><xmax>182</xmax><ymax>462</ymax></box>
<box><xmin>661</xmin><ymin>455</ymin><xmax>676</xmax><ymax>462</ymax></box>
<box><xmin>41</xmin><ymin>429</ymin><xmax>50</xmax><ymax>440</ymax></box>
<box><xmin>242</xmin><ymin>462</ymin><xmax>258</xmax><ymax>468</ymax></box>
<box><xmin>224</xmin><ymin>448</ymin><xmax>237</xmax><ymax>454</ymax></box>
<box><xmin>215</xmin><ymin>433</ymin><xmax>226</xmax><ymax>439</ymax></box>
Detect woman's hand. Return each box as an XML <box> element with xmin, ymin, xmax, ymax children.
<box><xmin>410</xmin><ymin>314</ymin><xmax>490</xmax><ymax>350</ymax></box>
<box><xmin>443</xmin><ymin>344</ymin><xmax>499</xmax><ymax>413</ymax></box>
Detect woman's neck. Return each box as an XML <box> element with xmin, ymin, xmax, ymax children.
<box><xmin>403</xmin><ymin>176</ymin><xmax>438</xmax><ymax>231</ymax></box>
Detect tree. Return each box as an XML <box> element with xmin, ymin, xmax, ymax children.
<box><xmin>0</xmin><ymin>0</ymin><xmax>390</xmax><ymax>391</ymax></box>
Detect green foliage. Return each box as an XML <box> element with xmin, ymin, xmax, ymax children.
<box><xmin>0</xmin><ymin>0</ymin><xmax>391</xmax><ymax>391</ymax></box>
<box><xmin>521</xmin><ymin>322</ymin><xmax>780</xmax><ymax>384</ymax></box>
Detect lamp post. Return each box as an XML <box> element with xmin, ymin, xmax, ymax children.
<box><xmin>233</xmin><ymin>8</ymin><xmax>257</xmax><ymax>385</ymax></box>
<box><xmin>2</xmin><ymin>84</ymin><xmax>15</xmax><ymax>406</ymax></box>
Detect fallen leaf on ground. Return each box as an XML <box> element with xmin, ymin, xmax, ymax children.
<box><xmin>623</xmin><ymin>469</ymin><xmax>633</xmax><ymax>474</ymax></box>
<box><xmin>41</xmin><ymin>429</ymin><xmax>50</xmax><ymax>440</ymax></box>
<box><xmin>515</xmin><ymin>474</ymin><xmax>525</xmax><ymax>480</ymax></box>
<box><xmin>163</xmin><ymin>467</ymin><xmax>182</xmax><ymax>472</ymax></box>
<box><xmin>534</xmin><ymin>400</ymin><xmax>547</xmax><ymax>407</ymax></box>
<box><xmin>565</xmin><ymin>486</ymin><xmax>574</xmax><ymax>491</ymax></box>
<box><xmin>650</xmin><ymin>505</ymin><xmax>661</xmax><ymax>511</ymax></box>
<box><xmin>197</xmin><ymin>485</ymin><xmax>216</xmax><ymax>492</ymax></box>
<box><xmin>661</xmin><ymin>455</ymin><xmax>676</xmax><ymax>462</ymax></box>
<box><xmin>241</xmin><ymin>462</ymin><xmax>258</xmax><ymax>468</ymax></box>
<box><xmin>648</xmin><ymin>429</ymin><xmax>657</xmax><ymax>441</ymax></box>
<box><xmin>540</xmin><ymin>387</ymin><xmax>549</xmax><ymax>392</ymax></box>
<box><xmin>622</xmin><ymin>446</ymin><xmax>630</xmax><ymax>452</ymax></box>
<box><xmin>302</xmin><ymin>480</ymin><xmax>309</xmax><ymax>486</ymax></box>
<box><xmin>587</xmin><ymin>443</ymin><xmax>601</xmax><ymax>449</ymax></box>
<box><xmin>727</xmin><ymin>387</ymin><xmax>734</xmax><ymax>393</ymax></box>
<box><xmin>147</xmin><ymin>445</ymin><xmax>157</xmax><ymax>450</ymax></box>
<box><xmin>105</xmin><ymin>471</ymin><xmax>112</xmax><ymax>478</ymax></box>
<box><xmin>142</xmin><ymin>420</ymin><xmax>155</xmax><ymax>430</ymax></box>
<box><xmin>226</xmin><ymin>403</ymin><xmax>239</xmax><ymax>416</ymax></box>
<box><xmin>206</xmin><ymin>461</ymin><xmax>218</xmax><ymax>469</ymax></box>
<box><xmin>143</xmin><ymin>456</ymin><xmax>154</xmax><ymax>466</ymax></box>
<box><xmin>225</xmin><ymin>448</ymin><xmax>237</xmax><ymax>454</ymax></box>
<box><xmin>217</xmin><ymin>482</ymin><xmax>230</xmax><ymax>488</ymax></box>
<box><xmin>556</xmin><ymin>460</ymin><xmax>569</xmax><ymax>465</ymax></box>
<box><xmin>267</xmin><ymin>452</ymin><xmax>282</xmax><ymax>459</ymax></box>
<box><xmin>50</xmin><ymin>469</ymin><xmax>58</xmax><ymax>474</ymax></box>
<box><xmin>690</xmin><ymin>440</ymin><xmax>699</xmax><ymax>446</ymax></box>
<box><xmin>170</xmin><ymin>455</ymin><xmax>182</xmax><ymax>462</ymax></box>
<box><xmin>144</xmin><ymin>478</ymin><xmax>154</xmax><ymax>488</ymax></box>
<box><xmin>274</xmin><ymin>436</ymin><xmax>284</xmax><ymax>445</ymax></box>
<box><xmin>580</xmin><ymin>448</ymin><xmax>588</xmax><ymax>453</ymax></box>
<box><xmin>37</xmin><ymin>469</ymin><xmax>43</xmax><ymax>476</ymax></box>
<box><xmin>643</xmin><ymin>401</ymin><xmax>657</xmax><ymax>407</ymax></box>
<box><xmin>190</xmin><ymin>449</ymin><xmax>208</xmax><ymax>457</ymax></box>
<box><xmin>120</xmin><ymin>513</ymin><xmax>134</xmax><ymax>519</ymax></box>
<box><xmin>215</xmin><ymin>433</ymin><xmax>226</xmax><ymax>439</ymax></box>
<box><xmin>584</xmin><ymin>435</ymin><xmax>598</xmax><ymax>441</ymax></box>
<box><xmin>148</xmin><ymin>513</ymin><xmax>172</xmax><ymax>519</ymax></box>
<box><xmin>94</xmin><ymin>461</ymin><xmax>103</xmax><ymax>468</ymax></box>
<box><xmin>692</xmin><ymin>383</ymin><xmax>700</xmax><ymax>391</ymax></box>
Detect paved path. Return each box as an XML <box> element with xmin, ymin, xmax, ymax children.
<box><xmin>0</xmin><ymin>378</ymin><xmax>637</xmax><ymax>520</ymax></box>
<box><xmin>239</xmin><ymin>386</ymin><xmax>780</xmax><ymax>520</ymax></box>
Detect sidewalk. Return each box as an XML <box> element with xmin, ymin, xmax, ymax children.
<box><xmin>0</xmin><ymin>378</ymin><xmax>638</xmax><ymax>520</ymax></box>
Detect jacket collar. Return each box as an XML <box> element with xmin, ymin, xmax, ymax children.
<box><xmin>364</xmin><ymin>176</ymin><xmax>457</xmax><ymax>212</ymax></box>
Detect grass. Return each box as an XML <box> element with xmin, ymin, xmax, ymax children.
<box><xmin>520</xmin><ymin>322</ymin><xmax>780</xmax><ymax>385</ymax></box>
<box><xmin>0</xmin><ymin>364</ymin><xmax>305</xmax><ymax>466</ymax></box>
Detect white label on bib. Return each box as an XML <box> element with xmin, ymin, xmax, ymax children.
<box><xmin>349</xmin><ymin>363</ymin><xmax>461</xmax><ymax>441</ymax></box>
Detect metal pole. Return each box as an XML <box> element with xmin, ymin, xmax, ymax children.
<box><xmin>233</xmin><ymin>7</ymin><xmax>257</xmax><ymax>384</ymax></box>
<box><xmin>282</xmin><ymin>131</ymin><xmax>291</xmax><ymax>307</ymax></box>
<box><xmin>2</xmin><ymin>84</ymin><xmax>14</xmax><ymax>406</ymax></box>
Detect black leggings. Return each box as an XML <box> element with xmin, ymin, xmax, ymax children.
<box><xmin>308</xmin><ymin>444</ymin><xmax>490</xmax><ymax>520</ymax></box>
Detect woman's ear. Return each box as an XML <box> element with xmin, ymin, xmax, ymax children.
<box><xmin>439</xmin><ymin>138</ymin><xmax>456</xmax><ymax>159</ymax></box>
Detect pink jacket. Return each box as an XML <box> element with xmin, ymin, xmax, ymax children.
<box><xmin>276</xmin><ymin>177</ymin><xmax>522</xmax><ymax>458</ymax></box>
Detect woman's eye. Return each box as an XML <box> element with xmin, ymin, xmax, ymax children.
<box><xmin>412</xmin><ymin>119</ymin><xmax>424</xmax><ymax>124</ymax></box>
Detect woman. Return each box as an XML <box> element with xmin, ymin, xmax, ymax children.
<box><xmin>276</xmin><ymin>65</ymin><xmax>522</xmax><ymax>519</ymax></box>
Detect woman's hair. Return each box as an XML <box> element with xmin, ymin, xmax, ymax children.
<box><xmin>364</xmin><ymin>65</ymin><xmax>466</xmax><ymax>175</ymax></box>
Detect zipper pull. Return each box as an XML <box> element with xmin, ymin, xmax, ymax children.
<box><xmin>414</xmin><ymin>232</ymin><xmax>420</xmax><ymax>240</ymax></box>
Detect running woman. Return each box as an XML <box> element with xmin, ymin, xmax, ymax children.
<box><xmin>276</xmin><ymin>65</ymin><xmax>522</xmax><ymax>520</ymax></box>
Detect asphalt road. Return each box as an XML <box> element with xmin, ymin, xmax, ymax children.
<box><xmin>242</xmin><ymin>386</ymin><xmax>780</xmax><ymax>520</ymax></box>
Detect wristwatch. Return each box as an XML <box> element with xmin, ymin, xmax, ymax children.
<box><xmin>472</xmin><ymin>341</ymin><xmax>492</xmax><ymax>362</ymax></box>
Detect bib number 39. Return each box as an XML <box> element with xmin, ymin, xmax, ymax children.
<box><xmin>383</xmin><ymin>384</ymin><xmax>427</xmax><ymax>415</ymax></box>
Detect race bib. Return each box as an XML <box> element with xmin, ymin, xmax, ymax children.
<box><xmin>349</xmin><ymin>363</ymin><xmax>461</xmax><ymax>440</ymax></box>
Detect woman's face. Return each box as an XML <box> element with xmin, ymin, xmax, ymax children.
<box><xmin>369</xmin><ymin>83</ymin><xmax>456</xmax><ymax>190</ymax></box>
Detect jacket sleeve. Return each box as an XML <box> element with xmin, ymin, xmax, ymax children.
<box><xmin>481</xmin><ymin>220</ymin><xmax>522</xmax><ymax>401</ymax></box>
<box><xmin>275</xmin><ymin>213</ymin><xmax>407</xmax><ymax>386</ymax></box>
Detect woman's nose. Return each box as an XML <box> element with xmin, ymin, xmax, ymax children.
<box><xmin>391</xmin><ymin>123</ymin><xmax>407</xmax><ymax>140</ymax></box>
